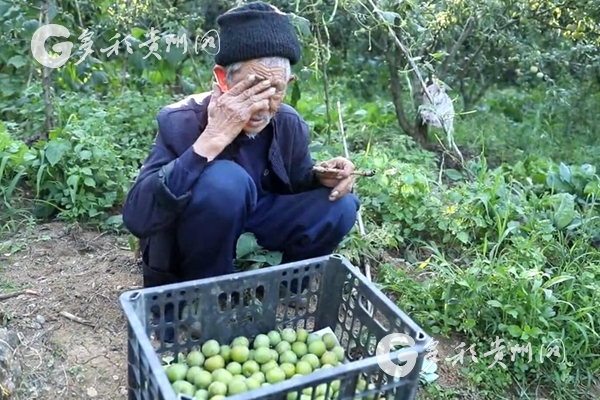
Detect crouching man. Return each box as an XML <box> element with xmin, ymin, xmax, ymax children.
<box><xmin>122</xmin><ymin>1</ymin><xmax>360</xmax><ymax>296</ymax></box>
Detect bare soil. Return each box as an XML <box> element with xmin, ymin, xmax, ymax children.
<box><xmin>0</xmin><ymin>222</ymin><xmax>140</xmax><ymax>399</ymax></box>
<box><xmin>0</xmin><ymin>221</ymin><xmax>478</xmax><ymax>400</ymax></box>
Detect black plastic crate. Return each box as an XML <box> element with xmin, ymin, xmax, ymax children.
<box><xmin>119</xmin><ymin>254</ymin><xmax>430</xmax><ymax>400</ymax></box>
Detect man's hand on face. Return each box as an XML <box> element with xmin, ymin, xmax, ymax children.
<box><xmin>201</xmin><ymin>75</ymin><xmax>276</xmax><ymax>147</ymax></box>
<box><xmin>316</xmin><ymin>157</ymin><xmax>355</xmax><ymax>201</ymax></box>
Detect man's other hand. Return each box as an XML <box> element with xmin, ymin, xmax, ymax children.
<box><xmin>316</xmin><ymin>157</ymin><xmax>355</xmax><ymax>201</ymax></box>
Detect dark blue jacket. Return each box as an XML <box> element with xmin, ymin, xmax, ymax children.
<box><xmin>122</xmin><ymin>92</ymin><xmax>322</xmax><ymax>286</ymax></box>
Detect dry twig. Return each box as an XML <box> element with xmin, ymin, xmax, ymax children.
<box><xmin>0</xmin><ymin>289</ymin><xmax>40</xmax><ymax>301</ymax></box>
<box><xmin>313</xmin><ymin>165</ymin><xmax>376</xmax><ymax>177</ymax></box>
<box><xmin>59</xmin><ymin>311</ymin><xmax>94</xmax><ymax>327</ymax></box>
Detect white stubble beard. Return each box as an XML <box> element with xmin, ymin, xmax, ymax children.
<box><xmin>243</xmin><ymin>114</ymin><xmax>272</xmax><ymax>139</ymax></box>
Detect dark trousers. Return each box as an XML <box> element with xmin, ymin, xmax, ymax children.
<box><xmin>175</xmin><ymin>160</ymin><xmax>359</xmax><ymax>280</ymax></box>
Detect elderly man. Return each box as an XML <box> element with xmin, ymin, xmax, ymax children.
<box><xmin>122</xmin><ymin>1</ymin><xmax>360</xmax><ymax>293</ymax></box>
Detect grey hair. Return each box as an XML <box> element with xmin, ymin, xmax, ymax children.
<box><xmin>224</xmin><ymin>57</ymin><xmax>292</xmax><ymax>86</ymax></box>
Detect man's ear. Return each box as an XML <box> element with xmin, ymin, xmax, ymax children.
<box><xmin>213</xmin><ymin>65</ymin><xmax>229</xmax><ymax>91</ymax></box>
<box><xmin>288</xmin><ymin>74</ymin><xmax>297</xmax><ymax>84</ymax></box>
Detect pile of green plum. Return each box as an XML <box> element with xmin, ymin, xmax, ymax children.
<box><xmin>162</xmin><ymin>327</ymin><xmax>355</xmax><ymax>399</ymax></box>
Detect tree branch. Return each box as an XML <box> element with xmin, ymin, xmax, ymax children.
<box><xmin>419</xmin><ymin>25</ymin><xmax>443</xmax><ymax>59</ymax></box>
<box><xmin>457</xmin><ymin>40</ymin><xmax>486</xmax><ymax>81</ymax></box>
<box><xmin>440</xmin><ymin>18</ymin><xmax>475</xmax><ymax>77</ymax></box>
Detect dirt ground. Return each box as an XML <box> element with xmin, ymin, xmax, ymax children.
<box><xmin>0</xmin><ymin>221</ymin><xmax>475</xmax><ymax>400</ymax></box>
<box><xmin>0</xmin><ymin>221</ymin><xmax>140</xmax><ymax>399</ymax></box>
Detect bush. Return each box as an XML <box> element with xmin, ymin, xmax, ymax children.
<box><xmin>0</xmin><ymin>87</ymin><xmax>176</xmax><ymax>224</ymax></box>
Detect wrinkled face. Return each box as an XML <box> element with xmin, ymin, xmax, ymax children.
<box><xmin>215</xmin><ymin>60</ymin><xmax>293</xmax><ymax>135</ymax></box>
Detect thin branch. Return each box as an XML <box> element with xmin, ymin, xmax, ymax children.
<box><xmin>0</xmin><ymin>289</ymin><xmax>40</xmax><ymax>301</ymax></box>
<box><xmin>314</xmin><ymin>13</ymin><xmax>333</xmax><ymax>143</ymax></box>
<box><xmin>440</xmin><ymin>18</ymin><xmax>475</xmax><ymax>76</ymax></box>
<box><xmin>419</xmin><ymin>26</ymin><xmax>443</xmax><ymax>57</ymax></box>
<box><xmin>59</xmin><ymin>311</ymin><xmax>94</xmax><ymax>327</ymax></box>
<box><xmin>458</xmin><ymin>41</ymin><xmax>486</xmax><ymax>80</ymax></box>
<box><xmin>336</xmin><ymin>101</ymin><xmax>373</xmax><ymax>286</ymax></box>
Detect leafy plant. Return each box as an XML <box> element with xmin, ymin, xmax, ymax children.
<box><xmin>235</xmin><ymin>232</ymin><xmax>283</xmax><ymax>271</ymax></box>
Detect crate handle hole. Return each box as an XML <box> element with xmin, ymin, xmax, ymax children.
<box><xmin>217</xmin><ymin>292</ymin><xmax>227</xmax><ymax>312</ymax></box>
<box><xmin>288</xmin><ymin>278</ymin><xmax>300</xmax><ymax>296</ymax></box>
<box><xmin>231</xmin><ymin>291</ymin><xmax>241</xmax><ymax>308</ymax></box>
<box><xmin>129</xmin><ymin>292</ymin><xmax>141</xmax><ymax>301</ymax></box>
<box><xmin>416</xmin><ymin>331</ymin><xmax>426</xmax><ymax>341</ymax></box>
<box><xmin>243</xmin><ymin>288</ymin><xmax>253</xmax><ymax>307</ymax></box>
<box><xmin>341</xmin><ymin>282</ymin><xmax>352</xmax><ymax>302</ymax></box>
<box><xmin>338</xmin><ymin>303</ymin><xmax>347</xmax><ymax>323</ymax></box>
<box><xmin>279</xmin><ymin>280</ymin><xmax>288</xmax><ymax>299</ymax></box>
<box><xmin>256</xmin><ymin>285</ymin><xmax>265</xmax><ymax>302</ymax></box>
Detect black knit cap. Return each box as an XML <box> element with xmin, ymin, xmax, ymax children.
<box><xmin>215</xmin><ymin>1</ymin><xmax>302</xmax><ymax>67</ymax></box>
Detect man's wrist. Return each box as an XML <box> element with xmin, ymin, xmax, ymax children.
<box><xmin>193</xmin><ymin>127</ymin><xmax>229</xmax><ymax>161</ymax></box>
